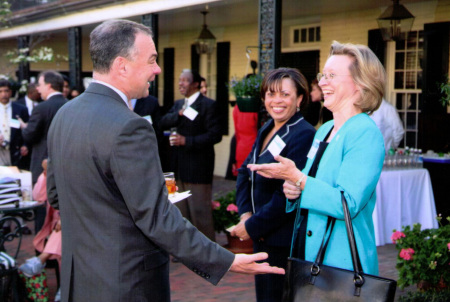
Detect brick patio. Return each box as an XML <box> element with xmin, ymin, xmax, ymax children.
<box><xmin>8</xmin><ymin>176</ymin><xmax>416</xmax><ymax>301</ymax></box>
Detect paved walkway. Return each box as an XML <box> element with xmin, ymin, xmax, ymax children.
<box><xmin>10</xmin><ymin>176</ymin><xmax>415</xmax><ymax>301</ymax></box>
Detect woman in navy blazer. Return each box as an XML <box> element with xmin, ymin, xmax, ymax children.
<box><xmin>249</xmin><ymin>41</ymin><xmax>386</xmax><ymax>276</ymax></box>
<box><xmin>232</xmin><ymin>68</ymin><xmax>315</xmax><ymax>301</ymax></box>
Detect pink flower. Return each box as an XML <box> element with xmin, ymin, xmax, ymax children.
<box><xmin>399</xmin><ymin>248</ymin><xmax>415</xmax><ymax>261</ymax></box>
<box><xmin>226</xmin><ymin>204</ymin><xmax>238</xmax><ymax>213</ymax></box>
<box><xmin>391</xmin><ymin>231</ymin><xmax>406</xmax><ymax>243</ymax></box>
<box><xmin>211</xmin><ymin>201</ymin><xmax>221</xmax><ymax>210</ymax></box>
<box><xmin>447</xmin><ymin>242</ymin><xmax>450</xmax><ymax>251</ymax></box>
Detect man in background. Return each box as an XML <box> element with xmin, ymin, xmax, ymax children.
<box><xmin>47</xmin><ymin>19</ymin><xmax>283</xmax><ymax>302</ymax></box>
<box><xmin>200</xmin><ymin>76</ymin><xmax>208</xmax><ymax>96</ymax></box>
<box><xmin>160</xmin><ymin>69</ymin><xmax>221</xmax><ymax>242</ymax></box>
<box><xmin>131</xmin><ymin>94</ymin><xmax>161</xmax><ymax>127</ymax></box>
<box><xmin>16</xmin><ymin>83</ymin><xmax>41</xmax><ymax>116</ymax></box>
<box><xmin>0</xmin><ymin>79</ymin><xmax>30</xmax><ymax>169</ymax></box>
<box><xmin>21</xmin><ymin>70</ymin><xmax>66</xmax><ymax>233</ymax></box>
<box><xmin>370</xmin><ymin>98</ymin><xmax>405</xmax><ymax>153</ymax></box>
<box><xmin>15</xmin><ymin>83</ymin><xmax>40</xmax><ymax>171</ymax></box>
<box><xmin>62</xmin><ymin>75</ymin><xmax>71</xmax><ymax>99</ymax></box>
<box><xmin>21</xmin><ymin>70</ymin><xmax>67</xmax><ymax>184</ymax></box>
<box><xmin>131</xmin><ymin>94</ymin><xmax>165</xmax><ymax>168</ymax></box>
<box><xmin>0</xmin><ymin>79</ymin><xmax>32</xmax><ymax>234</ymax></box>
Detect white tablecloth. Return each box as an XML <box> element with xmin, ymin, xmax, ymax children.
<box><xmin>373</xmin><ymin>168</ymin><xmax>438</xmax><ymax>246</ymax></box>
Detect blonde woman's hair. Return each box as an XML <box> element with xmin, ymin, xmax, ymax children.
<box><xmin>329</xmin><ymin>41</ymin><xmax>386</xmax><ymax>114</ymax></box>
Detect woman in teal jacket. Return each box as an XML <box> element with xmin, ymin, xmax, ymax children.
<box><xmin>248</xmin><ymin>41</ymin><xmax>386</xmax><ymax>275</ymax></box>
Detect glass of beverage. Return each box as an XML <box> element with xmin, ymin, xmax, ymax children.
<box><xmin>163</xmin><ymin>172</ymin><xmax>176</xmax><ymax>196</ymax></box>
<box><xmin>169</xmin><ymin>127</ymin><xmax>177</xmax><ymax>146</ymax></box>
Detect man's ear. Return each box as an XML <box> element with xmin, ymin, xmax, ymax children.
<box><xmin>112</xmin><ymin>56</ymin><xmax>128</xmax><ymax>76</ymax></box>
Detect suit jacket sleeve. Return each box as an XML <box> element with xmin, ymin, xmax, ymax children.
<box><xmin>159</xmin><ymin>101</ymin><xmax>182</xmax><ymax>130</ymax></box>
<box><xmin>16</xmin><ymin>105</ymin><xmax>30</xmax><ymax>123</ymax></box>
<box><xmin>12</xmin><ymin>105</ymin><xmax>29</xmax><ymax>148</ymax></box>
<box><xmin>20</xmin><ymin>108</ymin><xmax>31</xmax><ymax>148</ymax></box>
<box><xmin>111</xmin><ymin>117</ymin><xmax>234</xmax><ymax>285</ymax></box>
<box><xmin>47</xmin><ymin>157</ymin><xmax>58</xmax><ymax>210</ymax></box>
<box><xmin>184</xmin><ymin>100</ymin><xmax>222</xmax><ymax>149</ymax></box>
<box><xmin>151</xmin><ymin>103</ymin><xmax>162</xmax><ymax>133</ymax></box>
<box><xmin>22</xmin><ymin>105</ymin><xmax>44</xmax><ymax>145</ymax></box>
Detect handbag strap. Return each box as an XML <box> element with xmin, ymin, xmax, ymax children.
<box><xmin>310</xmin><ymin>216</ymin><xmax>335</xmax><ymax>278</ymax></box>
<box><xmin>313</xmin><ymin>217</ymin><xmax>335</xmax><ymax>265</ymax></box>
<box><xmin>341</xmin><ymin>192</ymin><xmax>365</xmax><ymax>287</ymax></box>
<box><xmin>311</xmin><ymin>193</ymin><xmax>365</xmax><ymax>286</ymax></box>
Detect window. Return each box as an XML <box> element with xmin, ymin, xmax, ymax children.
<box><xmin>394</xmin><ymin>31</ymin><xmax>423</xmax><ymax>148</ymax></box>
<box><xmin>290</xmin><ymin>25</ymin><xmax>320</xmax><ymax>46</ymax></box>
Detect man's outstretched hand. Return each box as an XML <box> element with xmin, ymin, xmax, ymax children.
<box><xmin>229</xmin><ymin>252</ymin><xmax>285</xmax><ymax>275</ymax></box>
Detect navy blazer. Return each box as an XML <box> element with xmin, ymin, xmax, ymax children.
<box><xmin>236</xmin><ymin>111</ymin><xmax>316</xmax><ymax>247</ymax></box>
<box><xmin>159</xmin><ymin>94</ymin><xmax>222</xmax><ymax>184</ymax></box>
<box><xmin>134</xmin><ymin>95</ymin><xmax>161</xmax><ymax>127</ymax></box>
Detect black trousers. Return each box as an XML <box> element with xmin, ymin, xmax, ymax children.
<box><xmin>254</xmin><ymin>241</ymin><xmax>290</xmax><ymax>302</ymax></box>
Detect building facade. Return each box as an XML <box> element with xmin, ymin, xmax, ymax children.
<box><xmin>1</xmin><ymin>0</ymin><xmax>449</xmax><ymax>176</ymax></box>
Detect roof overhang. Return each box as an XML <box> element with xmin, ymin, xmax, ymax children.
<box><xmin>0</xmin><ymin>0</ymin><xmax>219</xmax><ymax>39</ymax></box>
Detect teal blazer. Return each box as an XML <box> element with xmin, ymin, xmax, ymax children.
<box><xmin>288</xmin><ymin>113</ymin><xmax>384</xmax><ymax>275</ymax></box>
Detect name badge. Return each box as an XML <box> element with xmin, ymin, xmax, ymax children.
<box><xmin>142</xmin><ymin>115</ymin><xmax>153</xmax><ymax>124</ymax></box>
<box><xmin>307</xmin><ymin>139</ymin><xmax>320</xmax><ymax>159</ymax></box>
<box><xmin>183</xmin><ymin>107</ymin><xmax>198</xmax><ymax>121</ymax></box>
<box><xmin>268</xmin><ymin>135</ymin><xmax>286</xmax><ymax>157</ymax></box>
<box><xmin>9</xmin><ymin>119</ymin><xmax>20</xmax><ymax>129</ymax></box>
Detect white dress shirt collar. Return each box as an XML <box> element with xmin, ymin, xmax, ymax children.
<box><xmin>186</xmin><ymin>91</ymin><xmax>200</xmax><ymax>107</ymax></box>
<box><xmin>0</xmin><ymin>101</ymin><xmax>11</xmax><ymax>110</ymax></box>
<box><xmin>24</xmin><ymin>95</ymin><xmax>36</xmax><ymax>115</ymax></box>
<box><xmin>93</xmin><ymin>80</ymin><xmax>128</xmax><ymax>106</ymax></box>
<box><xmin>130</xmin><ymin>99</ymin><xmax>137</xmax><ymax>110</ymax></box>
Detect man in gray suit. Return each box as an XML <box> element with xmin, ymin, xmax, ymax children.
<box><xmin>47</xmin><ymin>19</ymin><xmax>283</xmax><ymax>302</ymax></box>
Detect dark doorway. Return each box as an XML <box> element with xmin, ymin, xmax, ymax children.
<box><xmin>279</xmin><ymin>50</ymin><xmax>320</xmax><ymax>83</ymax></box>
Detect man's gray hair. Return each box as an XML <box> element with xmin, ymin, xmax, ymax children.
<box><xmin>90</xmin><ymin>19</ymin><xmax>153</xmax><ymax>74</ymax></box>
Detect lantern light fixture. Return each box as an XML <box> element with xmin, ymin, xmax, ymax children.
<box><xmin>195</xmin><ymin>8</ymin><xmax>216</xmax><ymax>55</ymax></box>
<box><xmin>377</xmin><ymin>0</ymin><xmax>415</xmax><ymax>41</ymax></box>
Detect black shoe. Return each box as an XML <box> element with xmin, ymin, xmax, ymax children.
<box><xmin>20</xmin><ymin>226</ymin><xmax>32</xmax><ymax>235</ymax></box>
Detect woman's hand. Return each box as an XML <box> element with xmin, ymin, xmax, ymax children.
<box><xmin>284</xmin><ymin>180</ymin><xmax>302</xmax><ymax>199</ymax></box>
<box><xmin>54</xmin><ymin>219</ymin><xmax>61</xmax><ymax>232</ymax></box>
<box><xmin>230</xmin><ymin>218</ymin><xmax>251</xmax><ymax>241</ymax></box>
<box><xmin>247</xmin><ymin>155</ymin><xmax>301</xmax><ymax>183</ymax></box>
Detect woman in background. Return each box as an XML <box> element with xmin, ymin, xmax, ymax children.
<box><xmin>303</xmin><ymin>78</ymin><xmax>333</xmax><ymax>129</ymax></box>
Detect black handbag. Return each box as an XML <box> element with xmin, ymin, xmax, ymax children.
<box><xmin>282</xmin><ymin>192</ymin><xmax>397</xmax><ymax>302</ymax></box>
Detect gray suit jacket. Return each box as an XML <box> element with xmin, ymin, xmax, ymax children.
<box><xmin>47</xmin><ymin>83</ymin><xmax>234</xmax><ymax>301</ymax></box>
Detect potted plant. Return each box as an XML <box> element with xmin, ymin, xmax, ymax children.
<box><xmin>391</xmin><ymin>215</ymin><xmax>450</xmax><ymax>301</ymax></box>
<box><xmin>211</xmin><ymin>190</ymin><xmax>253</xmax><ymax>253</ymax></box>
<box><xmin>229</xmin><ymin>74</ymin><xmax>263</xmax><ymax>112</ymax></box>
<box><xmin>439</xmin><ymin>75</ymin><xmax>450</xmax><ymax>108</ymax></box>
